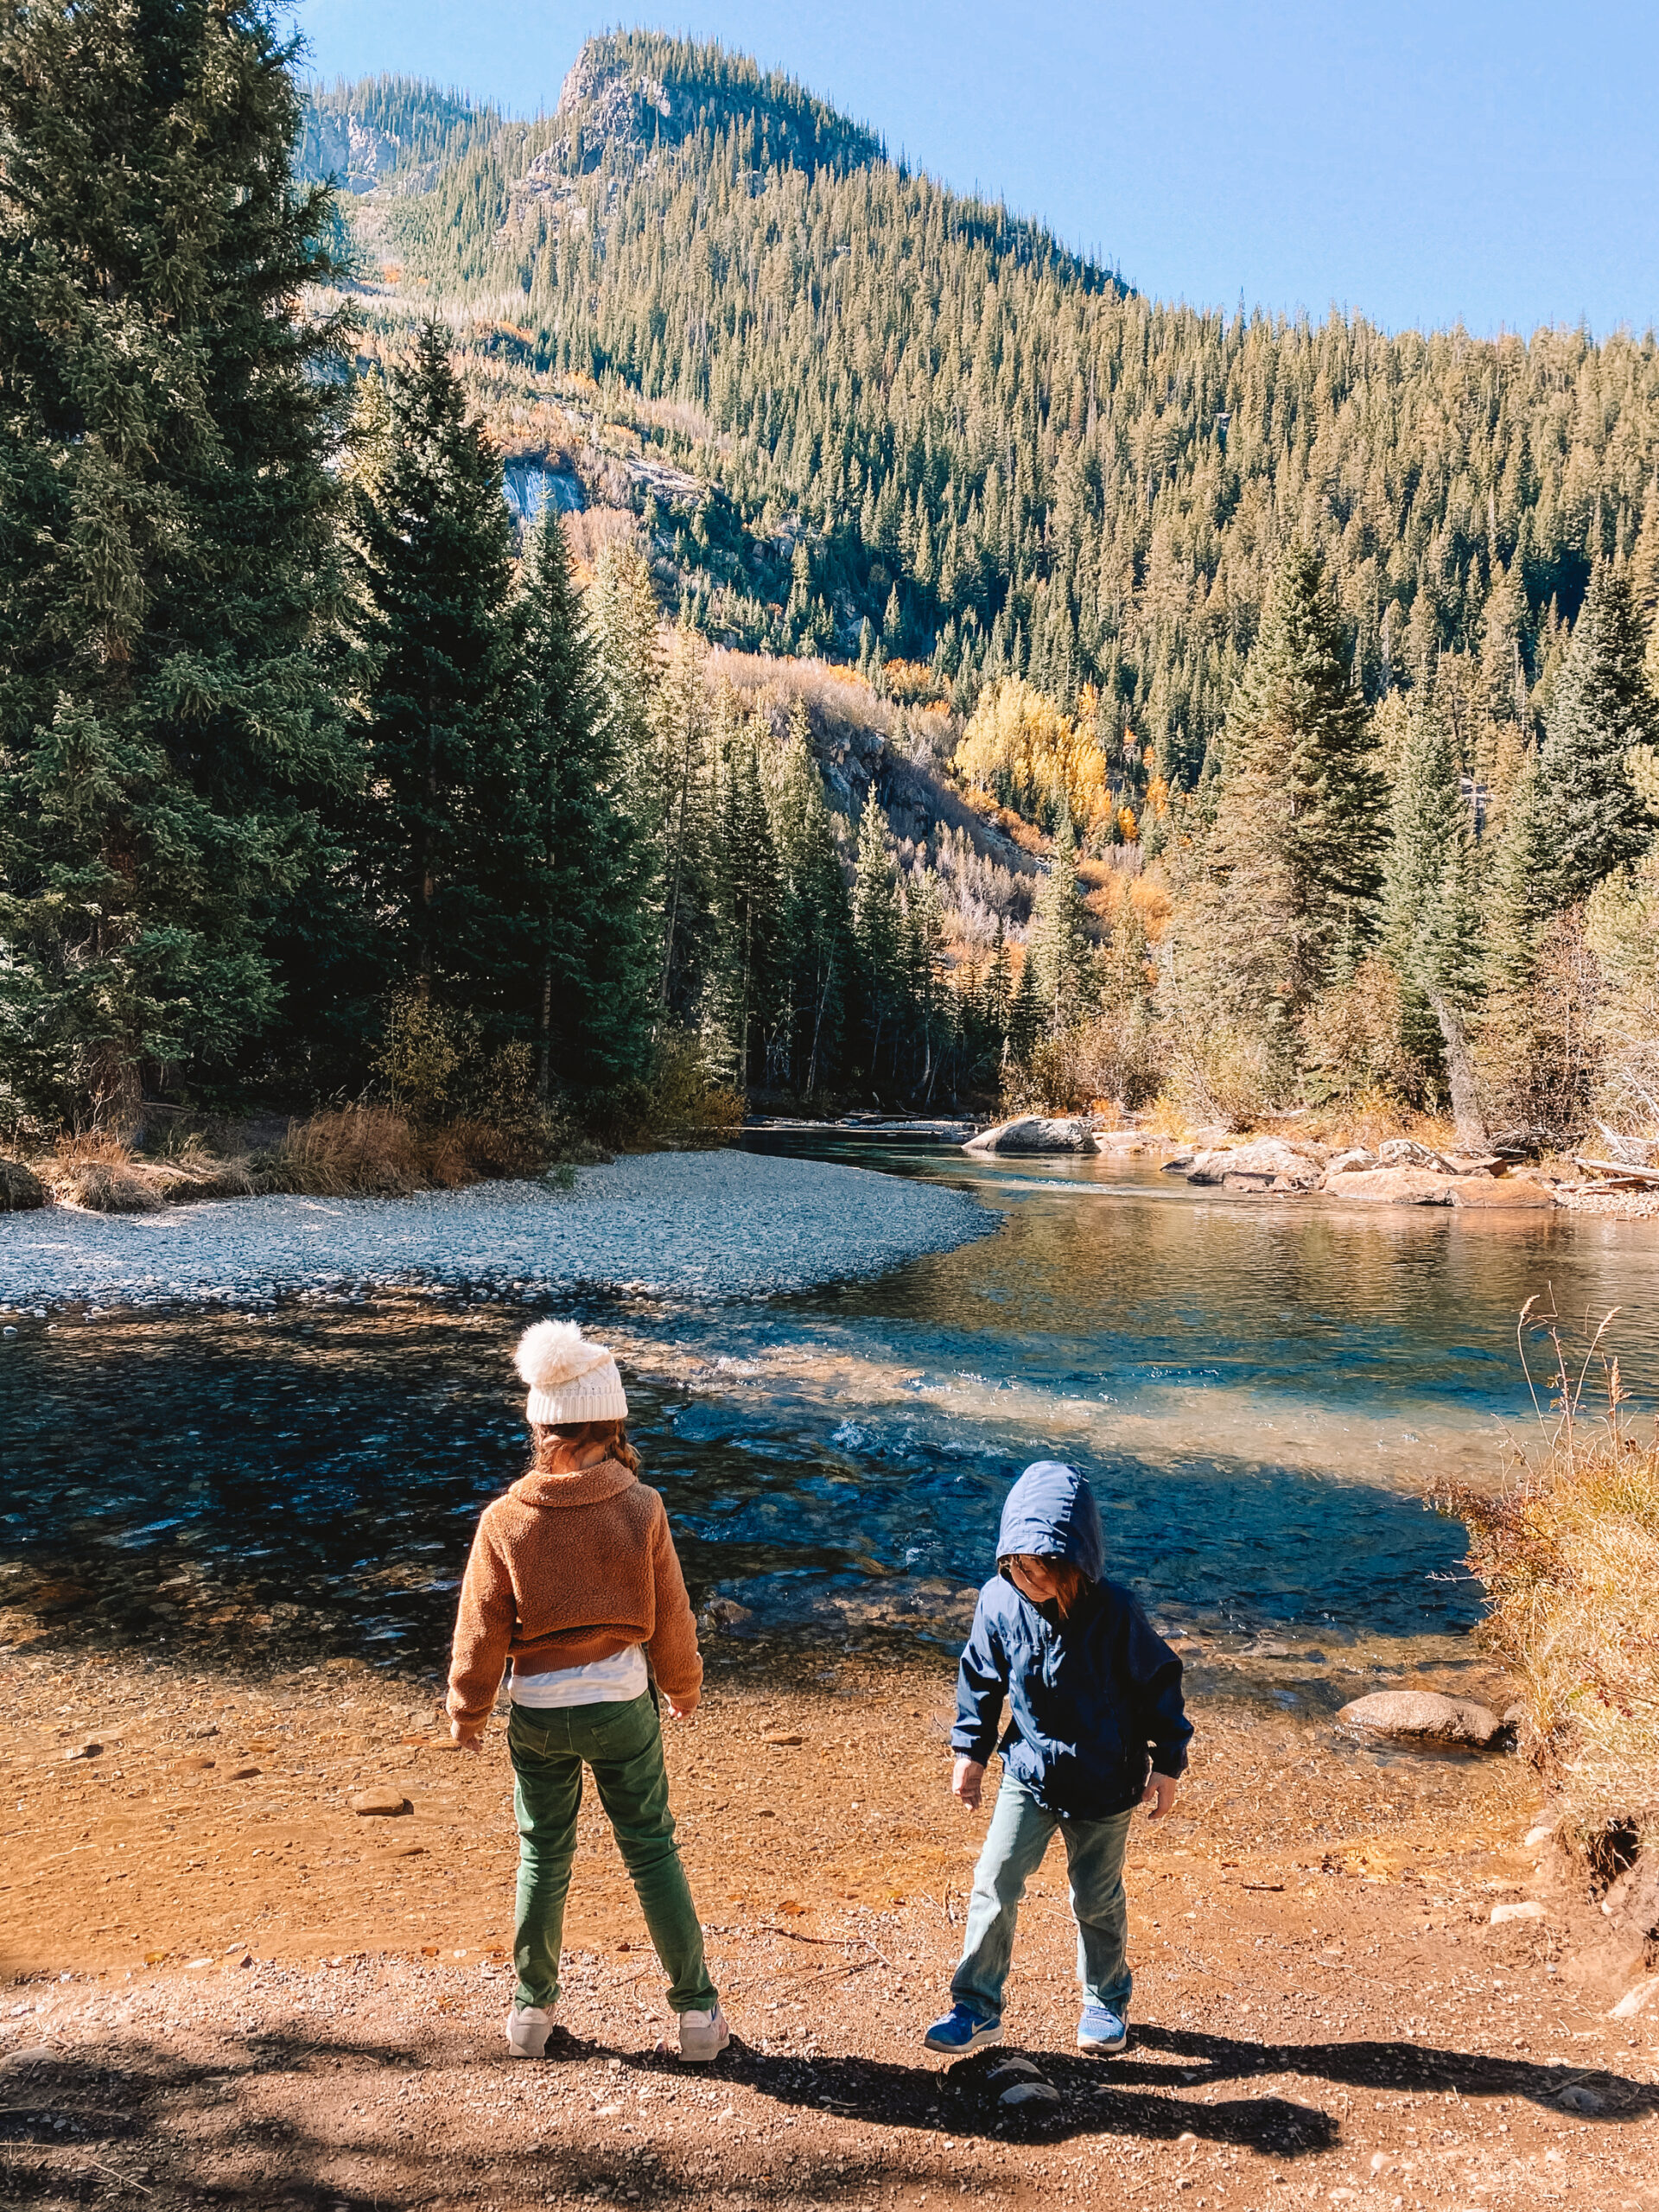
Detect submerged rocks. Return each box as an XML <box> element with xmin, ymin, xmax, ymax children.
<box><xmin>1182</xmin><ymin>1138</ymin><xmax>1326</xmax><ymax>1191</ymax></box>
<box><xmin>1337</xmin><ymin>1689</ymin><xmax>1503</xmax><ymax>1746</ymax></box>
<box><xmin>0</xmin><ymin>1159</ymin><xmax>46</xmax><ymax>1211</ymax></box>
<box><xmin>963</xmin><ymin>1116</ymin><xmax>1096</xmax><ymax>1154</ymax></box>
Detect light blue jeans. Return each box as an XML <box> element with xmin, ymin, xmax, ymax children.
<box><xmin>951</xmin><ymin>1770</ymin><xmax>1134</xmax><ymax>2022</ymax></box>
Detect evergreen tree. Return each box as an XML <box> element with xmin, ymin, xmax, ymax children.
<box><xmin>1536</xmin><ymin>563</ymin><xmax>1656</xmax><ymax>909</ymax></box>
<box><xmin>1006</xmin><ymin>949</ymin><xmax>1043</xmax><ymax>1065</ymax></box>
<box><xmin>1027</xmin><ymin>812</ymin><xmax>1092</xmax><ymax>1037</ymax></box>
<box><xmin>851</xmin><ymin>794</ymin><xmax>899</xmax><ymax>1076</ymax></box>
<box><xmin>772</xmin><ymin>703</ymin><xmax>851</xmax><ymax>1096</ymax></box>
<box><xmin>589</xmin><ymin>537</ymin><xmax>665</xmax><ymax>874</ymax></box>
<box><xmin>657</xmin><ymin>626</ymin><xmax>712</xmax><ymax>1010</ymax></box>
<box><xmin>1381</xmin><ymin>696</ymin><xmax>1486</xmax><ymax>1147</ymax></box>
<box><xmin>352</xmin><ymin>321</ymin><xmax>523</xmax><ymax>1014</ymax></box>
<box><xmin>700</xmin><ymin>733</ymin><xmax>780</xmax><ymax>1090</ymax></box>
<box><xmin>1220</xmin><ymin>543</ymin><xmax>1388</xmax><ymax>978</ymax></box>
<box><xmin>0</xmin><ymin>0</ymin><xmax>353</xmax><ymax>1122</ymax></box>
<box><xmin>518</xmin><ymin>516</ymin><xmax>654</xmax><ymax>1094</ymax></box>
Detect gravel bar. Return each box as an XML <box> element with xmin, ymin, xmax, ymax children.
<box><xmin>0</xmin><ymin>1148</ymin><xmax>993</xmax><ymax>1306</ymax></box>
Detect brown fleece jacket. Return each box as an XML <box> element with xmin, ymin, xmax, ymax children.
<box><xmin>445</xmin><ymin>1460</ymin><xmax>702</xmax><ymax>1732</ymax></box>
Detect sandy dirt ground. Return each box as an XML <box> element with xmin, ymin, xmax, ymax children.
<box><xmin>4</xmin><ymin>1613</ymin><xmax>1658</xmax><ymax>2212</ymax></box>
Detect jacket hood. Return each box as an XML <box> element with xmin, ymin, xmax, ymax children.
<box><xmin>995</xmin><ymin>1460</ymin><xmax>1103</xmax><ymax>1582</ymax></box>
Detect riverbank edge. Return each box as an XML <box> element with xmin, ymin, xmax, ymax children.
<box><xmin>0</xmin><ymin>1147</ymin><xmax>1000</xmax><ymax>1309</ymax></box>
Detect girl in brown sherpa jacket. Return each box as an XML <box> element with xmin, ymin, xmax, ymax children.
<box><xmin>447</xmin><ymin>1320</ymin><xmax>729</xmax><ymax>2062</ymax></box>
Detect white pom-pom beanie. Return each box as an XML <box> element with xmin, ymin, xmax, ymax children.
<box><xmin>514</xmin><ymin>1319</ymin><xmax>628</xmax><ymax>1426</ymax></box>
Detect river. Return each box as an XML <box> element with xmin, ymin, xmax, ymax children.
<box><xmin>5</xmin><ymin>1138</ymin><xmax>1656</xmax><ymax>1712</ymax></box>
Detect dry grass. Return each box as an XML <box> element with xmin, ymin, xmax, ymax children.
<box><xmin>41</xmin><ymin>1131</ymin><xmax>255</xmax><ymax>1212</ymax></box>
<box><xmin>1433</xmin><ymin>1304</ymin><xmax>1659</xmax><ymax>1847</ymax></box>
<box><xmin>34</xmin><ymin>1104</ymin><xmax>557</xmax><ymax>1212</ymax></box>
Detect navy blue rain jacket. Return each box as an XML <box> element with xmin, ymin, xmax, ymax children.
<box><xmin>950</xmin><ymin>1460</ymin><xmax>1192</xmax><ymax>1819</ymax></box>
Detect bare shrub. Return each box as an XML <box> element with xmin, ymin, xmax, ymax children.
<box><xmin>1431</xmin><ymin>1301</ymin><xmax>1659</xmax><ymax>1847</ymax></box>
<box><xmin>561</xmin><ymin>506</ymin><xmax>637</xmax><ymax>573</ymax></box>
<box><xmin>1003</xmin><ymin>1011</ymin><xmax>1164</xmax><ymax>1116</ymax></box>
<box><xmin>1480</xmin><ymin>909</ymin><xmax>1605</xmax><ymax>1150</ymax></box>
<box><xmin>1166</xmin><ymin>1022</ymin><xmax>1287</xmax><ymax>1132</ymax></box>
<box><xmin>1300</xmin><ymin>957</ymin><xmax>1426</xmax><ymax>1105</ymax></box>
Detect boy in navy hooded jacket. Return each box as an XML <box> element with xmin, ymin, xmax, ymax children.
<box><xmin>925</xmin><ymin>1460</ymin><xmax>1192</xmax><ymax>2058</ymax></box>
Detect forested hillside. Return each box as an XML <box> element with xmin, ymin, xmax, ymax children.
<box><xmin>2</xmin><ymin>13</ymin><xmax>1655</xmax><ymax>1168</ymax></box>
<box><xmin>311</xmin><ymin>34</ymin><xmax>1659</xmax><ymax>797</ymax></box>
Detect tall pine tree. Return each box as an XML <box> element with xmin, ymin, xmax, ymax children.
<box><xmin>1218</xmin><ymin>541</ymin><xmax>1387</xmax><ymax>982</ymax></box>
<box><xmin>1536</xmin><ymin>563</ymin><xmax>1656</xmax><ymax>908</ymax></box>
<box><xmin>518</xmin><ymin>515</ymin><xmax>655</xmax><ymax>1095</ymax></box>
<box><xmin>1381</xmin><ymin>696</ymin><xmax>1486</xmax><ymax>1147</ymax></box>
<box><xmin>0</xmin><ymin>0</ymin><xmax>354</xmax><ymax>1122</ymax></box>
<box><xmin>351</xmin><ymin>321</ymin><xmax>523</xmax><ymax>1018</ymax></box>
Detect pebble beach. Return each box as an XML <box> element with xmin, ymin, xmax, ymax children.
<box><xmin>0</xmin><ymin>1149</ymin><xmax>995</xmax><ymax>1307</ymax></box>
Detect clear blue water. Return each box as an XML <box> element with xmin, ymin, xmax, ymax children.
<box><xmin>4</xmin><ymin>1139</ymin><xmax>1655</xmax><ymax>1694</ymax></box>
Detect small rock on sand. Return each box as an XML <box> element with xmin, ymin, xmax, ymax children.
<box><xmin>963</xmin><ymin>1116</ymin><xmax>1096</xmax><ymax>1154</ymax></box>
<box><xmin>349</xmin><ymin>1786</ymin><xmax>411</xmax><ymax>1817</ymax></box>
<box><xmin>1491</xmin><ymin>1900</ymin><xmax>1547</xmax><ymax>1923</ymax></box>
<box><xmin>1337</xmin><ymin>1690</ymin><xmax>1503</xmax><ymax>1746</ymax></box>
<box><xmin>1611</xmin><ymin>1975</ymin><xmax>1659</xmax><ymax>2020</ymax></box>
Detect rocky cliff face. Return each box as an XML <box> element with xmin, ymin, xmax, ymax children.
<box><xmin>549</xmin><ymin>31</ymin><xmax>885</xmax><ymax>177</ymax></box>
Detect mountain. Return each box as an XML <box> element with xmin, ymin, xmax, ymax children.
<box><xmin>304</xmin><ymin>34</ymin><xmax>1659</xmax><ymax>804</ymax></box>
<box><xmin>299</xmin><ymin>77</ymin><xmax>501</xmax><ymax>195</ymax></box>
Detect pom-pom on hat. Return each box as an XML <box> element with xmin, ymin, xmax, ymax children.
<box><xmin>514</xmin><ymin>1319</ymin><xmax>628</xmax><ymax>1427</ymax></box>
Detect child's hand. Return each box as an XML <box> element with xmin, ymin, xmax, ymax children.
<box><xmin>1141</xmin><ymin>1770</ymin><xmax>1179</xmax><ymax>1819</ymax></box>
<box><xmin>450</xmin><ymin>1720</ymin><xmax>482</xmax><ymax>1756</ymax></box>
<box><xmin>952</xmin><ymin>1757</ymin><xmax>986</xmax><ymax>1812</ymax></box>
<box><xmin>665</xmin><ymin>1692</ymin><xmax>700</xmax><ymax>1720</ymax></box>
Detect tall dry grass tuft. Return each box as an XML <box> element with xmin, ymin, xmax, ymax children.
<box><xmin>1432</xmin><ymin>1300</ymin><xmax>1659</xmax><ymax>1850</ymax></box>
<box><xmin>268</xmin><ymin>1106</ymin><xmax>429</xmax><ymax>1196</ymax></box>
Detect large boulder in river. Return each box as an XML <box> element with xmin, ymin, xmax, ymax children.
<box><xmin>1446</xmin><ymin>1177</ymin><xmax>1556</xmax><ymax>1210</ymax></box>
<box><xmin>1338</xmin><ymin>1689</ymin><xmax>1503</xmax><ymax>1747</ymax></box>
<box><xmin>1184</xmin><ymin>1137</ymin><xmax>1325</xmax><ymax>1191</ymax></box>
<box><xmin>0</xmin><ymin>1158</ymin><xmax>47</xmax><ymax>1211</ymax></box>
<box><xmin>963</xmin><ymin>1116</ymin><xmax>1096</xmax><ymax>1155</ymax></box>
<box><xmin>1321</xmin><ymin>1163</ymin><xmax>1454</xmax><ymax>1205</ymax></box>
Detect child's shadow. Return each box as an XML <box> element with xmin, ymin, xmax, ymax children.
<box><xmin>705</xmin><ymin>2023</ymin><xmax>1659</xmax><ymax>2155</ymax></box>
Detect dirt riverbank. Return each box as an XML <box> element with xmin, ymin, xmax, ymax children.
<box><xmin>5</xmin><ymin>1624</ymin><xmax>1657</xmax><ymax>2212</ymax></box>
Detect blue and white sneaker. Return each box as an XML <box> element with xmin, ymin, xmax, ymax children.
<box><xmin>923</xmin><ymin>2003</ymin><xmax>1003</xmax><ymax>2056</ymax></box>
<box><xmin>1077</xmin><ymin>2005</ymin><xmax>1128</xmax><ymax>2055</ymax></box>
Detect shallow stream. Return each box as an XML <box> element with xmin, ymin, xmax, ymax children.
<box><xmin>5</xmin><ymin>1141</ymin><xmax>1656</xmax><ymax>1713</ymax></box>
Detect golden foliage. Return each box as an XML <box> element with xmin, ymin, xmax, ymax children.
<box><xmin>953</xmin><ymin>676</ymin><xmax>1115</xmax><ymax>831</ymax></box>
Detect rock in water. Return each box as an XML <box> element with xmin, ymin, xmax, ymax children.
<box><xmin>963</xmin><ymin>1116</ymin><xmax>1096</xmax><ymax>1154</ymax></box>
<box><xmin>1183</xmin><ymin>1138</ymin><xmax>1325</xmax><ymax>1191</ymax></box>
<box><xmin>348</xmin><ymin>1785</ymin><xmax>411</xmax><ymax>1816</ymax></box>
<box><xmin>1320</xmin><ymin>1165</ymin><xmax>1454</xmax><ymax>1205</ymax></box>
<box><xmin>1337</xmin><ymin>1690</ymin><xmax>1503</xmax><ymax>1746</ymax></box>
<box><xmin>0</xmin><ymin>1159</ymin><xmax>46</xmax><ymax>1211</ymax></box>
<box><xmin>1446</xmin><ymin>1178</ymin><xmax>1555</xmax><ymax>1209</ymax></box>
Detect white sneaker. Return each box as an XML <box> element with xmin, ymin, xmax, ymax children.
<box><xmin>505</xmin><ymin>2004</ymin><xmax>554</xmax><ymax>2058</ymax></box>
<box><xmin>677</xmin><ymin>2004</ymin><xmax>730</xmax><ymax>2062</ymax></box>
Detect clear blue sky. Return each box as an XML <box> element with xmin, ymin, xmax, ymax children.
<box><xmin>287</xmin><ymin>0</ymin><xmax>1659</xmax><ymax>339</ymax></box>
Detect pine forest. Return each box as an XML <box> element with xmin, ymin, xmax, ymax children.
<box><xmin>3</xmin><ymin>15</ymin><xmax>1658</xmax><ymax>1166</ymax></box>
